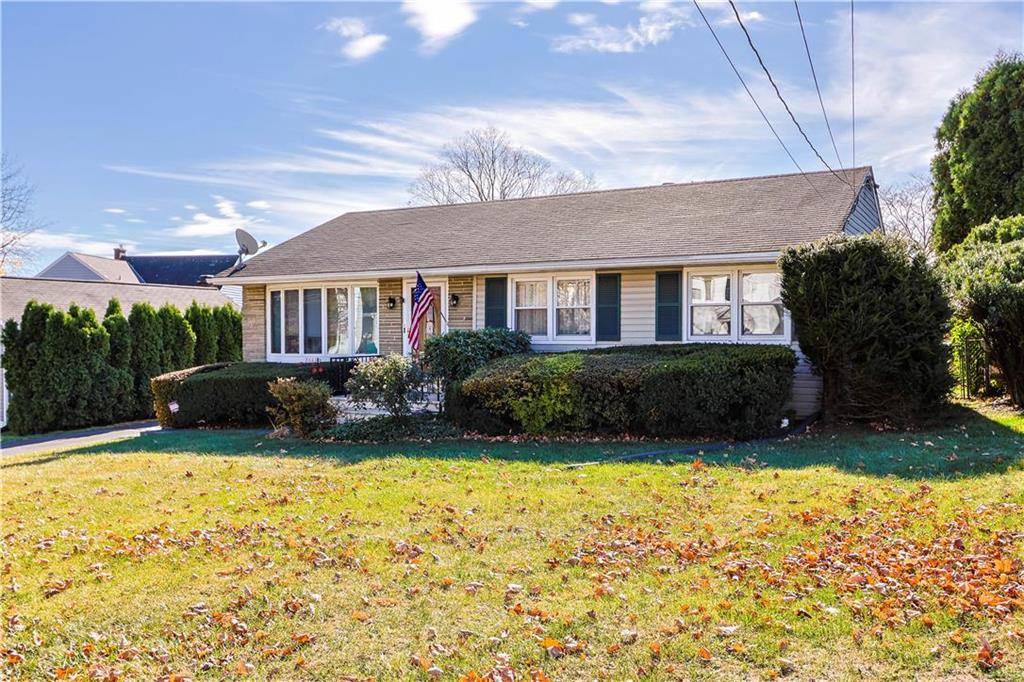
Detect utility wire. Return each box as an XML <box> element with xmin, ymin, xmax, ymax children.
<box><xmin>728</xmin><ymin>0</ymin><xmax>853</xmax><ymax>188</ymax></box>
<box><xmin>851</xmin><ymin>0</ymin><xmax>856</xmax><ymax>168</ymax></box>
<box><xmin>793</xmin><ymin>0</ymin><xmax>843</xmax><ymax>169</ymax></box>
<box><xmin>691</xmin><ymin>0</ymin><xmax>825</xmax><ymax>200</ymax></box>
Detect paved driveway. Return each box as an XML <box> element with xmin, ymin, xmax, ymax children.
<box><xmin>1</xmin><ymin>420</ymin><xmax>160</xmax><ymax>458</ymax></box>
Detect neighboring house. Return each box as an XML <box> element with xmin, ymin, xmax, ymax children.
<box><xmin>211</xmin><ymin>167</ymin><xmax>884</xmax><ymax>417</ymax></box>
<box><xmin>37</xmin><ymin>248</ymin><xmax>242</xmax><ymax>306</ymax></box>
<box><xmin>0</xmin><ymin>277</ymin><xmax>233</xmax><ymax>428</ymax></box>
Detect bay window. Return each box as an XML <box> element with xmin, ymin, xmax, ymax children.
<box><xmin>555</xmin><ymin>278</ymin><xmax>591</xmax><ymax>336</ymax></box>
<box><xmin>741</xmin><ymin>272</ymin><xmax>784</xmax><ymax>336</ymax></box>
<box><xmin>689</xmin><ymin>273</ymin><xmax>731</xmax><ymax>336</ymax></box>
<box><xmin>268</xmin><ymin>285</ymin><xmax>378</xmax><ymax>358</ymax></box>
<box><xmin>514</xmin><ymin>280</ymin><xmax>548</xmax><ymax>336</ymax></box>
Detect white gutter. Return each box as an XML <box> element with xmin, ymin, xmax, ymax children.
<box><xmin>208</xmin><ymin>250</ymin><xmax>782</xmax><ymax>286</ymax></box>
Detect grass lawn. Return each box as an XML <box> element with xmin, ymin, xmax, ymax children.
<box><xmin>2</xmin><ymin>404</ymin><xmax>1023</xmax><ymax>681</ymax></box>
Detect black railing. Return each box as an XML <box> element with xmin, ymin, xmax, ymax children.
<box><xmin>309</xmin><ymin>356</ymin><xmax>378</xmax><ymax>395</ymax></box>
<box><xmin>953</xmin><ymin>337</ymin><xmax>989</xmax><ymax>399</ymax></box>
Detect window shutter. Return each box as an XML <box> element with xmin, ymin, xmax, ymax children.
<box><xmin>595</xmin><ymin>273</ymin><xmax>621</xmax><ymax>342</ymax></box>
<box><xmin>484</xmin><ymin>277</ymin><xmax>508</xmax><ymax>328</ymax></box>
<box><xmin>655</xmin><ymin>271</ymin><xmax>682</xmax><ymax>341</ymax></box>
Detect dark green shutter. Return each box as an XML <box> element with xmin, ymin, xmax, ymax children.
<box><xmin>595</xmin><ymin>273</ymin><xmax>621</xmax><ymax>342</ymax></box>
<box><xmin>655</xmin><ymin>271</ymin><xmax>682</xmax><ymax>341</ymax></box>
<box><xmin>484</xmin><ymin>277</ymin><xmax>508</xmax><ymax>328</ymax></box>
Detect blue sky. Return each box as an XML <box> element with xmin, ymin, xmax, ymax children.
<box><xmin>4</xmin><ymin>0</ymin><xmax>1022</xmax><ymax>274</ymax></box>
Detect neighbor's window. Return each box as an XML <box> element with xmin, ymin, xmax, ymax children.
<box><xmin>303</xmin><ymin>288</ymin><xmax>322</xmax><ymax>354</ymax></box>
<box><xmin>514</xmin><ymin>280</ymin><xmax>548</xmax><ymax>336</ymax></box>
<box><xmin>353</xmin><ymin>287</ymin><xmax>378</xmax><ymax>354</ymax></box>
<box><xmin>741</xmin><ymin>272</ymin><xmax>784</xmax><ymax>336</ymax></box>
<box><xmin>284</xmin><ymin>290</ymin><xmax>300</xmax><ymax>353</ymax></box>
<box><xmin>270</xmin><ymin>290</ymin><xmax>282</xmax><ymax>354</ymax></box>
<box><xmin>690</xmin><ymin>274</ymin><xmax>731</xmax><ymax>336</ymax></box>
<box><xmin>326</xmin><ymin>287</ymin><xmax>349</xmax><ymax>354</ymax></box>
<box><xmin>556</xmin><ymin>278</ymin><xmax>591</xmax><ymax>336</ymax></box>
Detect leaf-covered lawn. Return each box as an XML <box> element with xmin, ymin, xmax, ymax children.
<box><xmin>2</xmin><ymin>405</ymin><xmax>1024</xmax><ymax>681</ymax></box>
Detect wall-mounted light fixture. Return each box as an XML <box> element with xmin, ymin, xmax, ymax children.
<box><xmin>387</xmin><ymin>296</ymin><xmax>398</xmax><ymax>310</ymax></box>
<box><xmin>449</xmin><ymin>293</ymin><xmax>460</xmax><ymax>308</ymax></box>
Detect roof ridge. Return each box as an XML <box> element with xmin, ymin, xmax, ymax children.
<box><xmin>340</xmin><ymin>165</ymin><xmax>873</xmax><ymax>217</ymax></box>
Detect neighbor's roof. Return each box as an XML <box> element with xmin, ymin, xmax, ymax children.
<box><xmin>1</xmin><ymin>277</ymin><xmax>234</xmax><ymax>323</ymax></box>
<box><xmin>39</xmin><ymin>252</ymin><xmax>141</xmax><ymax>283</ymax></box>
<box><xmin>125</xmin><ymin>254</ymin><xmax>239</xmax><ymax>286</ymax></box>
<box><xmin>222</xmin><ymin>167</ymin><xmax>873</xmax><ymax>281</ymax></box>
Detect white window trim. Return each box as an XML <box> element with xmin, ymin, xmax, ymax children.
<box><xmin>402</xmin><ymin>276</ymin><xmax>448</xmax><ymax>355</ymax></box>
<box><xmin>508</xmin><ymin>271</ymin><xmax>597</xmax><ymax>344</ymax></box>
<box><xmin>682</xmin><ymin>265</ymin><xmax>790</xmax><ymax>344</ymax></box>
<box><xmin>265</xmin><ymin>281</ymin><xmax>380</xmax><ymax>362</ymax></box>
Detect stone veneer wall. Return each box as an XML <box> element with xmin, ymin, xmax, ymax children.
<box><xmin>241</xmin><ymin>285</ymin><xmax>266</xmax><ymax>361</ymax></box>
<box><xmin>447</xmin><ymin>276</ymin><xmax>474</xmax><ymax>330</ymax></box>
<box><xmin>378</xmin><ymin>278</ymin><xmax>403</xmax><ymax>355</ymax></box>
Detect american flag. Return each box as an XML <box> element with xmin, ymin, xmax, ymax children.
<box><xmin>407</xmin><ymin>272</ymin><xmax>435</xmax><ymax>353</ymax></box>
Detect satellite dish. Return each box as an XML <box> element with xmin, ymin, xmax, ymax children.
<box><xmin>235</xmin><ymin>228</ymin><xmax>260</xmax><ymax>256</ymax></box>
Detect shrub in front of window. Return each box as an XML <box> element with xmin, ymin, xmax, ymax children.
<box><xmin>267</xmin><ymin>378</ymin><xmax>338</xmax><ymax>438</ymax></box>
<box><xmin>454</xmin><ymin>345</ymin><xmax>796</xmax><ymax>438</ymax></box>
<box><xmin>779</xmin><ymin>233</ymin><xmax>951</xmax><ymax>421</ymax></box>
<box><xmin>151</xmin><ymin>362</ymin><xmax>310</xmax><ymax>428</ymax></box>
<box><xmin>421</xmin><ymin>327</ymin><xmax>531</xmax><ymax>393</ymax></box>
<box><xmin>345</xmin><ymin>355</ymin><xmax>424</xmax><ymax>420</ymax></box>
<box><xmin>943</xmin><ymin>218</ymin><xmax>1024</xmax><ymax>406</ymax></box>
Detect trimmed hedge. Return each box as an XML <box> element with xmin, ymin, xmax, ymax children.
<box><xmin>152</xmin><ymin>362</ymin><xmax>311</xmax><ymax>428</ymax></box>
<box><xmin>450</xmin><ymin>344</ymin><xmax>797</xmax><ymax>439</ymax></box>
<box><xmin>421</xmin><ymin>328</ymin><xmax>532</xmax><ymax>390</ymax></box>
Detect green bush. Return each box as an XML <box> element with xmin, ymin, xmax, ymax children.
<box><xmin>421</xmin><ymin>328</ymin><xmax>532</xmax><ymax>391</ymax></box>
<box><xmin>943</xmin><ymin>221</ymin><xmax>1024</xmax><ymax>406</ymax></box>
<box><xmin>151</xmin><ymin>362</ymin><xmax>310</xmax><ymax>428</ymax></box>
<box><xmin>779</xmin><ymin>233</ymin><xmax>952</xmax><ymax>421</ymax></box>
<box><xmin>949</xmin><ymin>317</ymin><xmax>989</xmax><ymax>398</ymax></box>
<box><xmin>267</xmin><ymin>378</ymin><xmax>337</xmax><ymax>437</ymax></box>
<box><xmin>214</xmin><ymin>305</ymin><xmax>243</xmax><ymax>362</ymax></box>
<box><xmin>128</xmin><ymin>302</ymin><xmax>163</xmax><ymax>417</ymax></box>
<box><xmin>327</xmin><ymin>414</ymin><xmax>461</xmax><ymax>443</ymax></box>
<box><xmin>158</xmin><ymin>304</ymin><xmax>196</xmax><ymax>372</ymax></box>
<box><xmin>186</xmin><ymin>302</ymin><xmax>218</xmax><ymax>365</ymax></box>
<box><xmin>346</xmin><ymin>355</ymin><xmax>424</xmax><ymax>420</ymax></box>
<box><xmin>454</xmin><ymin>345</ymin><xmax>796</xmax><ymax>438</ymax></box>
<box><xmin>2</xmin><ymin>302</ymin><xmax>53</xmax><ymax>433</ymax></box>
<box><xmin>102</xmin><ymin>299</ymin><xmax>136</xmax><ymax>422</ymax></box>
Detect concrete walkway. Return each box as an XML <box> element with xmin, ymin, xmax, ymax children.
<box><xmin>0</xmin><ymin>420</ymin><xmax>160</xmax><ymax>458</ymax></box>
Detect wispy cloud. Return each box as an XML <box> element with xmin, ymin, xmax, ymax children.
<box><xmin>172</xmin><ymin>196</ymin><xmax>267</xmax><ymax>238</ymax></box>
<box><xmin>247</xmin><ymin>200</ymin><xmax>272</xmax><ymax>210</ymax></box>
<box><xmin>26</xmin><ymin>231</ymin><xmax>139</xmax><ymax>257</ymax></box>
<box><xmin>103</xmin><ymin>208</ymin><xmax>126</xmax><ymax>214</ymax></box>
<box><xmin>402</xmin><ymin>0</ymin><xmax>477</xmax><ymax>53</ymax></box>
<box><xmin>125</xmin><ymin>218</ymin><xmax>146</xmax><ymax>224</ymax></box>
<box><xmin>322</xmin><ymin>17</ymin><xmax>389</xmax><ymax>61</ymax></box>
<box><xmin>552</xmin><ymin>1</ymin><xmax>692</xmax><ymax>53</ymax></box>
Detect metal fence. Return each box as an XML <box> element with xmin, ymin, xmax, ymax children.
<box><xmin>953</xmin><ymin>336</ymin><xmax>990</xmax><ymax>399</ymax></box>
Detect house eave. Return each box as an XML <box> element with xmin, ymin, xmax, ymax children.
<box><xmin>209</xmin><ymin>250</ymin><xmax>783</xmax><ymax>286</ymax></box>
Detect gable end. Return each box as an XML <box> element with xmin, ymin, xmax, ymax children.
<box><xmin>843</xmin><ymin>173</ymin><xmax>883</xmax><ymax>235</ymax></box>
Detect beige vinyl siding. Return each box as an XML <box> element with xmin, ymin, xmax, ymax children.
<box><xmin>611</xmin><ymin>268</ymin><xmax>657</xmax><ymax>345</ymax></box>
<box><xmin>241</xmin><ymin>285</ymin><xmax>266</xmax><ymax>361</ymax></box>
<box><xmin>447</xmin><ymin>276</ymin><xmax>474</xmax><ymax>330</ymax></box>
<box><xmin>473</xmin><ymin>275</ymin><xmax>495</xmax><ymax>330</ymax></box>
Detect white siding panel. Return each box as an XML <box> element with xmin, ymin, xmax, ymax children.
<box><xmin>617</xmin><ymin>268</ymin><xmax>657</xmax><ymax>344</ymax></box>
<box><xmin>36</xmin><ymin>255</ymin><xmax>103</xmax><ymax>281</ymax></box>
<box><xmin>786</xmin><ymin>342</ymin><xmax>822</xmax><ymax>418</ymax></box>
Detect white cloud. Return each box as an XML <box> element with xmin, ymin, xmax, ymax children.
<box><xmin>173</xmin><ymin>196</ymin><xmax>266</xmax><ymax>238</ymax></box>
<box><xmin>103</xmin><ymin>208</ymin><xmax>126</xmax><ymax>214</ymax></box>
<box><xmin>553</xmin><ymin>1</ymin><xmax>691</xmax><ymax>53</ymax></box>
<box><xmin>247</xmin><ymin>200</ymin><xmax>272</xmax><ymax>210</ymax></box>
<box><xmin>26</xmin><ymin>231</ymin><xmax>139</xmax><ymax>258</ymax></box>
<box><xmin>322</xmin><ymin>16</ymin><xmax>389</xmax><ymax>61</ymax></box>
<box><xmin>124</xmin><ymin>218</ymin><xmax>146</xmax><ymax>224</ymax></box>
<box><xmin>716</xmin><ymin>9</ymin><xmax>765</xmax><ymax>27</ymax></box>
<box><xmin>522</xmin><ymin>0</ymin><xmax>558</xmax><ymax>10</ymax></box>
<box><xmin>402</xmin><ymin>0</ymin><xmax>477</xmax><ymax>52</ymax></box>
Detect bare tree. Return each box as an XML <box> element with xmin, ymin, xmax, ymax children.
<box><xmin>410</xmin><ymin>127</ymin><xmax>595</xmax><ymax>205</ymax></box>
<box><xmin>1</xmin><ymin>154</ymin><xmax>43</xmax><ymax>274</ymax></box>
<box><xmin>878</xmin><ymin>175</ymin><xmax>935</xmax><ymax>259</ymax></box>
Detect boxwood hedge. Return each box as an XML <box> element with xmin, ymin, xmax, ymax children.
<box><xmin>152</xmin><ymin>362</ymin><xmax>311</xmax><ymax>428</ymax></box>
<box><xmin>449</xmin><ymin>344</ymin><xmax>797</xmax><ymax>439</ymax></box>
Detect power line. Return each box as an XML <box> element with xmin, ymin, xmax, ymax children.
<box><xmin>691</xmin><ymin>0</ymin><xmax>825</xmax><ymax>200</ymax></box>
<box><xmin>728</xmin><ymin>0</ymin><xmax>853</xmax><ymax>188</ymax></box>
<box><xmin>851</xmin><ymin>0</ymin><xmax>856</xmax><ymax>168</ymax></box>
<box><xmin>793</xmin><ymin>0</ymin><xmax>843</xmax><ymax>170</ymax></box>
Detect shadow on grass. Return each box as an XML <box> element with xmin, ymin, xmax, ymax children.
<box><xmin>4</xmin><ymin>404</ymin><xmax>1022</xmax><ymax>480</ymax></box>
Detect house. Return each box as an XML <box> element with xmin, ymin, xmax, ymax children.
<box><xmin>37</xmin><ymin>248</ymin><xmax>242</xmax><ymax>305</ymax></box>
<box><xmin>0</xmin><ymin>277</ymin><xmax>233</xmax><ymax>428</ymax></box>
<box><xmin>211</xmin><ymin>167</ymin><xmax>883</xmax><ymax>417</ymax></box>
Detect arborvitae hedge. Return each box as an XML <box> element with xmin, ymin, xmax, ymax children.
<box><xmin>779</xmin><ymin>233</ymin><xmax>952</xmax><ymax>421</ymax></box>
<box><xmin>2</xmin><ymin>297</ymin><xmax>241</xmax><ymax>434</ymax></box>
<box><xmin>186</xmin><ymin>302</ymin><xmax>219</xmax><ymax>365</ymax></box>
<box><xmin>214</xmin><ymin>305</ymin><xmax>243</xmax><ymax>362</ymax></box>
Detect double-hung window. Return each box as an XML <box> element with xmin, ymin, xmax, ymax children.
<box><xmin>555</xmin><ymin>278</ymin><xmax>591</xmax><ymax>336</ymax></box>
<box><xmin>689</xmin><ymin>274</ymin><xmax>732</xmax><ymax>337</ymax></box>
<box><xmin>268</xmin><ymin>285</ymin><xmax>378</xmax><ymax>358</ymax></box>
<box><xmin>741</xmin><ymin>272</ymin><xmax>784</xmax><ymax>337</ymax></box>
<box><xmin>514</xmin><ymin>280</ymin><xmax>548</xmax><ymax>336</ymax></box>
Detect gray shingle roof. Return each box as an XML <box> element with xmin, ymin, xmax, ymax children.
<box><xmin>225</xmin><ymin>167</ymin><xmax>872</xmax><ymax>280</ymax></box>
<box><xmin>1</xmin><ymin>277</ymin><xmax>234</xmax><ymax>324</ymax></box>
